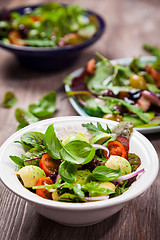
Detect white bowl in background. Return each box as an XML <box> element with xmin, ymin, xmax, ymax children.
<box><xmin>0</xmin><ymin>116</ymin><xmax>159</xmax><ymax>226</ymax></box>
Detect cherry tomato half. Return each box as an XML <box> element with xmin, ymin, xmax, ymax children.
<box><xmin>36</xmin><ymin>177</ymin><xmax>53</xmax><ymax>199</ymax></box>
<box><xmin>39</xmin><ymin>154</ymin><xmax>60</xmax><ymax>176</ymax></box>
<box><xmin>104</xmin><ymin>140</ymin><xmax>127</xmax><ymax>159</ymax></box>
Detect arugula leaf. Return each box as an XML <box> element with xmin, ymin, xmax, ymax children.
<box><xmin>82</xmin><ymin>122</ymin><xmax>111</xmax><ymax>136</ymax></box>
<box><xmin>44</xmin><ymin>124</ymin><xmax>62</xmax><ymax>159</ymax></box>
<box><xmin>29</xmin><ymin>91</ymin><xmax>56</xmax><ymax>118</ymax></box>
<box><xmin>2</xmin><ymin>91</ymin><xmax>17</xmax><ymax>108</ymax></box>
<box><xmin>60</xmin><ymin>140</ymin><xmax>95</xmax><ymax>165</ymax></box>
<box><xmin>82</xmin><ymin>182</ymin><xmax>114</xmax><ymax>197</ymax></box>
<box><xmin>22</xmin><ymin>146</ymin><xmax>47</xmax><ymax>166</ymax></box>
<box><xmin>58</xmin><ymin>193</ymin><xmax>85</xmax><ymax>202</ymax></box>
<box><xmin>92</xmin><ymin>166</ymin><xmax>121</xmax><ymax>181</ymax></box>
<box><xmin>59</xmin><ymin>161</ymin><xmax>77</xmax><ymax>183</ymax></box>
<box><xmin>143</xmin><ymin>44</ymin><xmax>160</xmax><ymax>57</ymax></box>
<box><xmin>152</xmin><ymin>56</ymin><xmax>160</xmax><ymax>72</ymax></box>
<box><xmin>129</xmin><ymin>58</ymin><xmax>146</xmax><ymax>73</ymax></box>
<box><xmin>15</xmin><ymin>108</ymin><xmax>39</xmax><ymax>130</ymax></box>
<box><xmin>123</xmin><ymin>112</ymin><xmax>155</xmax><ymax>127</ymax></box>
<box><xmin>9</xmin><ymin>156</ymin><xmax>24</xmax><ymax>167</ymax></box>
<box><xmin>101</xmin><ymin>96</ymin><xmax>149</xmax><ymax>123</ymax></box>
<box><xmin>112</xmin><ymin>180</ymin><xmax>129</xmax><ymax>197</ymax></box>
<box><xmin>21</xmin><ymin>132</ymin><xmax>44</xmax><ymax>148</ymax></box>
<box><xmin>86</xmin><ymin>59</ymin><xmax>113</xmax><ymax>94</ymax></box>
<box><xmin>73</xmin><ymin>184</ymin><xmax>85</xmax><ymax>198</ymax></box>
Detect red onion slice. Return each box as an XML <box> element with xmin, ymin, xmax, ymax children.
<box><xmin>55</xmin><ymin>173</ymin><xmax>61</xmax><ymax>183</ymax></box>
<box><xmin>84</xmin><ymin>195</ymin><xmax>109</xmax><ymax>201</ymax></box>
<box><xmin>141</xmin><ymin>90</ymin><xmax>160</xmax><ymax>107</ymax></box>
<box><xmin>114</xmin><ymin>168</ymin><xmax>145</xmax><ymax>182</ymax></box>
<box><xmin>92</xmin><ymin>144</ymin><xmax>110</xmax><ymax>158</ymax></box>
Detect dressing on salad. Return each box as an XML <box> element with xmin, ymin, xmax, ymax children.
<box><xmin>10</xmin><ymin>121</ymin><xmax>144</xmax><ymax>202</ymax></box>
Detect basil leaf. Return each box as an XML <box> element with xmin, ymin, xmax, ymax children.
<box><xmin>9</xmin><ymin>156</ymin><xmax>24</xmax><ymax>167</ymax></box>
<box><xmin>29</xmin><ymin>91</ymin><xmax>56</xmax><ymax>118</ymax></box>
<box><xmin>82</xmin><ymin>122</ymin><xmax>111</xmax><ymax>136</ymax></box>
<box><xmin>22</xmin><ymin>146</ymin><xmax>47</xmax><ymax>166</ymax></box>
<box><xmin>92</xmin><ymin>166</ymin><xmax>121</xmax><ymax>181</ymax></box>
<box><xmin>15</xmin><ymin>108</ymin><xmax>39</xmax><ymax>128</ymax></box>
<box><xmin>21</xmin><ymin>132</ymin><xmax>44</xmax><ymax>147</ymax></box>
<box><xmin>2</xmin><ymin>91</ymin><xmax>17</xmax><ymax>108</ymax></box>
<box><xmin>60</xmin><ymin>140</ymin><xmax>95</xmax><ymax>165</ymax></box>
<box><xmin>44</xmin><ymin>124</ymin><xmax>62</xmax><ymax>159</ymax></box>
<box><xmin>59</xmin><ymin>161</ymin><xmax>77</xmax><ymax>183</ymax></box>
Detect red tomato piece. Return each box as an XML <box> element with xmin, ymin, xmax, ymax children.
<box><xmin>29</xmin><ymin>16</ymin><xmax>42</xmax><ymax>22</ymax></box>
<box><xmin>104</xmin><ymin>140</ymin><xmax>127</xmax><ymax>159</ymax></box>
<box><xmin>36</xmin><ymin>177</ymin><xmax>53</xmax><ymax>199</ymax></box>
<box><xmin>39</xmin><ymin>154</ymin><xmax>60</xmax><ymax>176</ymax></box>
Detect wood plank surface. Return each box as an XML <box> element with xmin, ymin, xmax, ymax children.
<box><xmin>0</xmin><ymin>0</ymin><xmax>160</xmax><ymax>239</ymax></box>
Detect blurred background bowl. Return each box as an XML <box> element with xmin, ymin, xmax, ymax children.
<box><xmin>0</xmin><ymin>4</ymin><xmax>105</xmax><ymax>71</ymax></box>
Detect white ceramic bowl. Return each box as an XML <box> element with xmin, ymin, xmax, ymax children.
<box><xmin>0</xmin><ymin>116</ymin><xmax>159</xmax><ymax>226</ymax></box>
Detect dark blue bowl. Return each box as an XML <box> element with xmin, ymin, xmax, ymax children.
<box><xmin>0</xmin><ymin>4</ymin><xmax>105</xmax><ymax>71</ymax></box>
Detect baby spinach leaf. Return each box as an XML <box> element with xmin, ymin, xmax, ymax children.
<box><xmin>2</xmin><ymin>91</ymin><xmax>17</xmax><ymax>108</ymax></box>
<box><xmin>92</xmin><ymin>166</ymin><xmax>121</xmax><ymax>181</ymax></box>
<box><xmin>21</xmin><ymin>132</ymin><xmax>44</xmax><ymax>148</ymax></box>
<box><xmin>59</xmin><ymin>161</ymin><xmax>77</xmax><ymax>183</ymax></box>
<box><xmin>82</xmin><ymin>122</ymin><xmax>111</xmax><ymax>136</ymax></box>
<box><xmin>15</xmin><ymin>108</ymin><xmax>39</xmax><ymax>129</ymax></box>
<box><xmin>22</xmin><ymin>146</ymin><xmax>47</xmax><ymax>166</ymax></box>
<box><xmin>60</xmin><ymin>140</ymin><xmax>95</xmax><ymax>165</ymax></box>
<box><xmin>44</xmin><ymin>124</ymin><xmax>62</xmax><ymax>159</ymax></box>
<box><xmin>29</xmin><ymin>91</ymin><xmax>56</xmax><ymax>118</ymax></box>
<box><xmin>9</xmin><ymin>156</ymin><xmax>24</xmax><ymax>167</ymax></box>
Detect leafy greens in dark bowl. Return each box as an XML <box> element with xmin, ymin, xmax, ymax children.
<box><xmin>0</xmin><ymin>3</ymin><xmax>105</xmax><ymax>70</ymax></box>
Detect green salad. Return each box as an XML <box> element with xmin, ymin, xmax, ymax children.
<box><xmin>10</xmin><ymin>121</ymin><xmax>144</xmax><ymax>202</ymax></box>
<box><xmin>64</xmin><ymin>47</ymin><xmax>160</xmax><ymax>128</ymax></box>
<box><xmin>0</xmin><ymin>3</ymin><xmax>98</xmax><ymax>47</ymax></box>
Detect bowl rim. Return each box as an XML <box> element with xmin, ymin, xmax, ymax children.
<box><xmin>0</xmin><ymin>116</ymin><xmax>159</xmax><ymax>210</ymax></box>
<box><xmin>0</xmin><ymin>4</ymin><xmax>105</xmax><ymax>53</ymax></box>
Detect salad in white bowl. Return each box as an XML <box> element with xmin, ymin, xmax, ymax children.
<box><xmin>11</xmin><ymin>120</ymin><xmax>144</xmax><ymax>202</ymax></box>
<box><xmin>0</xmin><ymin>116</ymin><xmax>158</xmax><ymax>226</ymax></box>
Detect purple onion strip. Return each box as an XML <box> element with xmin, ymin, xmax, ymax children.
<box><xmin>84</xmin><ymin>195</ymin><xmax>109</xmax><ymax>201</ymax></box>
<box><xmin>92</xmin><ymin>144</ymin><xmax>110</xmax><ymax>158</ymax></box>
<box><xmin>55</xmin><ymin>173</ymin><xmax>61</xmax><ymax>183</ymax></box>
<box><xmin>114</xmin><ymin>168</ymin><xmax>145</xmax><ymax>182</ymax></box>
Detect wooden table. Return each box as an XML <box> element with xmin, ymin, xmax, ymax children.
<box><xmin>0</xmin><ymin>0</ymin><xmax>160</xmax><ymax>239</ymax></box>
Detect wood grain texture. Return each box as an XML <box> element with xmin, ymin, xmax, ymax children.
<box><xmin>0</xmin><ymin>0</ymin><xmax>160</xmax><ymax>239</ymax></box>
